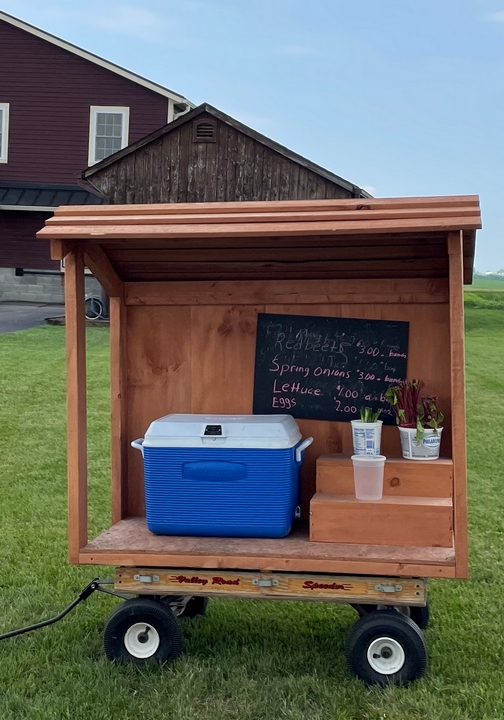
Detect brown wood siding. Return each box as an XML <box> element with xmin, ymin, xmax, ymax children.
<box><xmin>122</xmin><ymin>285</ymin><xmax>452</xmax><ymax>518</ymax></box>
<box><xmin>90</xmin><ymin>113</ymin><xmax>354</xmax><ymax>204</ymax></box>
<box><xmin>0</xmin><ymin>20</ymin><xmax>169</xmax><ymax>184</ymax></box>
<box><xmin>104</xmin><ymin>233</ymin><xmax>450</xmax><ymax>282</ymax></box>
<box><xmin>0</xmin><ymin>211</ymin><xmax>57</xmax><ymax>269</ymax></box>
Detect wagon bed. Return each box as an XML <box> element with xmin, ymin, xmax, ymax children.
<box><xmin>80</xmin><ymin>516</ymin><xmax>454</xmax><ymax>577</ymax></box>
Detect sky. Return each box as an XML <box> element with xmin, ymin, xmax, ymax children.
<box><xmin>2</xmin><ymin>0</ymin><xmax>503</xmax><ymax>271</ymax></box>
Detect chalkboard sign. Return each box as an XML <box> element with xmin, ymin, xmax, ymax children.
<box><xmin>253</xmin><ymin>313</ymin><xmax>409</xmax><ymax>424</ymax></box>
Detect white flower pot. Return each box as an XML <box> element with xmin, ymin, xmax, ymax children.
<box><xmin>351</xmin><ymin>420</ymin><xmax>383</xmax><ymax>456</ymax></box>
<box><xmin>398</xmin><ymin>427</ymin><xmax>443</xmax><ymax>460</ymax></box>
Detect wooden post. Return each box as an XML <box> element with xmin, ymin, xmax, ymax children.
<box><xmin>65</xmin><ymin>248</ymin><xmax>88</xmax><ymax>561</ymax></box>
<box><xmin>448</xmin><ymin>230</ymin><xmax>468</xmax><ymax>578</ymax></box>
<box><xmin>110</xmin><ymin>296</ymin><xmax>128</xmax><ymax>523</ymax></box>
<box><xmin>83</xmin><ymin>241</ymin><xmax>126</xmax><ymax>524</ymax></box>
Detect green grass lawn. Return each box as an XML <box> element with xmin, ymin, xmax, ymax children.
<box><xmin>1</xmin><ymin>314</ymin><xmax>504</xmax><ymax>719</ymax></box>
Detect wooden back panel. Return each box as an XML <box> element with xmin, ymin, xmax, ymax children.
<box><xmin>122</xmin><ymin>278</ymin><xmax>451</xmax><ymax>517</ymax></box>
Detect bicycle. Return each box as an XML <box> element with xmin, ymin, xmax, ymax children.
<box><xmin>85</xmin><ymin>294</ymin><xmax>106</xmax><ymax>320</ymax></box>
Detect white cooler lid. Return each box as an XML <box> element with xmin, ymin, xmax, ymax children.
<box><xmin>142</xmin><ymin>414</ymin><xmax>302</xmax><ymax>449</ymax></box>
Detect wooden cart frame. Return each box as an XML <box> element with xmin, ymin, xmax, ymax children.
<box><xmin>38</xmin><ymin>196</ymin><xmax>480</xmax><ymax>587</ymax></box>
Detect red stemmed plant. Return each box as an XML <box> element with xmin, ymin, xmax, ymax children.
<box><xmin>419</xmin><ymin>395</ymin><xmax>444</xmax><ymax>434</ymax></box>
<box><xmin>385</xmin><ymin>380</ymin><xmax>444</xmax><ymax>445</ymax></box>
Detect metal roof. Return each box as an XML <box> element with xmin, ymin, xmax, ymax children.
<box><xmin>0</xmin><ymin>181</ymin><xmax>104</xmax><ymax>211</ymax></box>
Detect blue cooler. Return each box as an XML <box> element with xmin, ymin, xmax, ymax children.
<box><xmin>131</xmin><ymin>414</ymin><xmax>313</xmax><ymax>538</ymax></box>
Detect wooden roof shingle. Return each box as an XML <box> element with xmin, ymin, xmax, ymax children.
<box><xmin>37</xmin><ymin>196</ymin><xmax>480</xmax><ymax>284</ymax></box>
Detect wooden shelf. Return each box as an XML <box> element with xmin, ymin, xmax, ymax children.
<box><xmin>312</xmin><ymin>456</ymin><xmax>454</xmax><ymax>547</ymax></box>
<box><xmin>316</xmin><ymin>455</ymin><xmax>453</xmax><ymax>497</ymax></box>
<box><xmin>310</xmin><ymin>493</ymin><xmax>453</xmax><ymax>547</ymax></box>
<box><xmin>79</xmin><ymin>517</ymin><xmax>456</xmax><ymax>578</ymax></box>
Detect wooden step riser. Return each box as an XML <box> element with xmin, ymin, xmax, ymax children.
<box><xmin>310</xmin><ymin>494</ymin><xmax>453</xmax><ymax>547</ymax></box>
<box><xmin>317</xmin><ymin>456</ymin><xmax>453</xmax><ymax>497</ymax></box>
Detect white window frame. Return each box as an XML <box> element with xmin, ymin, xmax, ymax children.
<box><xmin>88</xmin><ymin>106</ymin><xmax>129</xmax><ymax>166</ymax></box>
<box><xmin>0</xmin><ymin>103</ymin><xmax>10</xmax><ymax>163</ymax></box>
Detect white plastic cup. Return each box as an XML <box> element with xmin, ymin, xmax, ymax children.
<box><xmin>351</xmin><ymin>454</ymin><xmax>386</xmax><ymax>500</ymax></box>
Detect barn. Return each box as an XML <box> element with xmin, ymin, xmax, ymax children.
<box><xmin>83</xmin><ymin>103</ymin><xmax>370</xmax><ymax>205</ymax></box>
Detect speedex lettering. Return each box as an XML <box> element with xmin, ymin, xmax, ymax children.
<box><xmin>302</xmin><ymin>580</ymin><xmax>353</xmax><ymax>590</ymax></box>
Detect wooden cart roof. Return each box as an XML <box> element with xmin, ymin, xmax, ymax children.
<box><xmin>38</xmin><ymin>195</ymin><xmax>481</xmax><ymax>285</ymax></box>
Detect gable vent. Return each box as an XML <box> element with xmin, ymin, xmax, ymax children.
<box><xmin>193</xmin><ymin>119</ymin><xmax>217</xmax><ymax>142</ymax></box>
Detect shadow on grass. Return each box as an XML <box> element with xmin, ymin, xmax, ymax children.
<box><xmin>46</xmin><ymin>596</ymin><xmax>357</xmax><ymax>682</ymax></box>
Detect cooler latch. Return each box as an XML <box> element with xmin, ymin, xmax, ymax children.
<box><xmin>204</xmin><ymin>425</ymin><xmax>222</xmax><ymax>436</ymax></box>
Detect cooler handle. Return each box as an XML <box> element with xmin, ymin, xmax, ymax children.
<box><xmin>183</xmin><ymin>461</ymin><xmax>247</xmax><ymax>482</ymax></box>
<box><xmin>296</xmin><ymin>437</ymin><xmax>313</xmax><ymax>463</ymax></box>
<box><xmin>131</xmin><ymin>438</ymin><xmax>144</xmax><ymax>453</ymax></box>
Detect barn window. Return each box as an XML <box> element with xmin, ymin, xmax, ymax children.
<box><xmin>193</xmin><ymin>119</ymin><xmax>217</xmax><ymax>142</ymax></box>
<box><xmin>0</xmin><ymin>103</ymin><xmax>9</xmax><ymax>163</ymax></box>
<box><xmin>88</xmin><ymin>106</ymin><xmax>130</xmax><ymax>165</ymax></box>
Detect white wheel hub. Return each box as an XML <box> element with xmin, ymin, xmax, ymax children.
<box><xmin>367</xmin><ymin>636</ymin><xmax>405</xmax><ymax>675</ymax></box>
<box><xmin>124</xmin><ymin>622</ymin><xmax>160</xmax><ymax>658</ymax></box>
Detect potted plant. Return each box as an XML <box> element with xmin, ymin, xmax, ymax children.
<box><xmin>385</xmin><ymin>380</ymin><xmax>444</xmax><ymax>460</ymax></box>
<box><xmin>350</xmin><ymin>406</ymin><xmax>382</xmax><ymax>455</ymax></box>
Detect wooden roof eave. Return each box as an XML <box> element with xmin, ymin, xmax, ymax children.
<box><xmin>37</xmin><ymin>200</ymin><xmax>481</xmax><ymax>242</ymax></box>
<box><xmin>37</xmin><ymin>197</ymin><xmax>481</xmax><ymax>285</ymax></box>
<box><xmin>39</xmin><ymin>218</ymin><xmax>481</xmax><ymax>241</ymax></box>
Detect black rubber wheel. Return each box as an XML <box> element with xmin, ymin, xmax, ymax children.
<box><xmin>351</xmin><ymin>602</ymin><xmax>430</xmax><ymax>629</ymax></box>
<box><xmin>161</xmin><ymin>595</ymin><xmax>209</xmax><ymax>619</ymax></box>
<box><xmin>346</xmin><ymin>610</ymin><xmax>427</xmax><ymax>686</ymax></box>
<box><xmin>103</xmin><ymin>598</ymin><xmax>183</xmax><ymax>665</ymax></box>
<box><xmin>409</xmin><ymin>603</ymin><xmax>430</xmax><ymax>630</ymax></box>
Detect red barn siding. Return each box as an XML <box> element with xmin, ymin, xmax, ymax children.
<box><xmin>0</xmin><ymin>211</ymin><xmax>56</xmax><ymax>269</ymax></box>
<box><xmin>0</xmin><ymin>20</ymin><xmax>169</xmax><ymax>184</ymax></box>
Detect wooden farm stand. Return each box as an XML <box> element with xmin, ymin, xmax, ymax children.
<box><xmin>38</xmin><ymin>194</ymin><xmax>481</xmax><ymax>683</ymax></box>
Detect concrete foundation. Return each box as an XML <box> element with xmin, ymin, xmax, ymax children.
<box><xmin>0</xmin><ymin>267</ymin><xmax>101</xmax><ymax>304</ymax></box>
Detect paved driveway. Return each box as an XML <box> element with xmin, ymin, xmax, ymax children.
<box><xmin>0</xmin><ymin>302</ymin><xmax>65</xmax><ymax>334</ymax></box>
